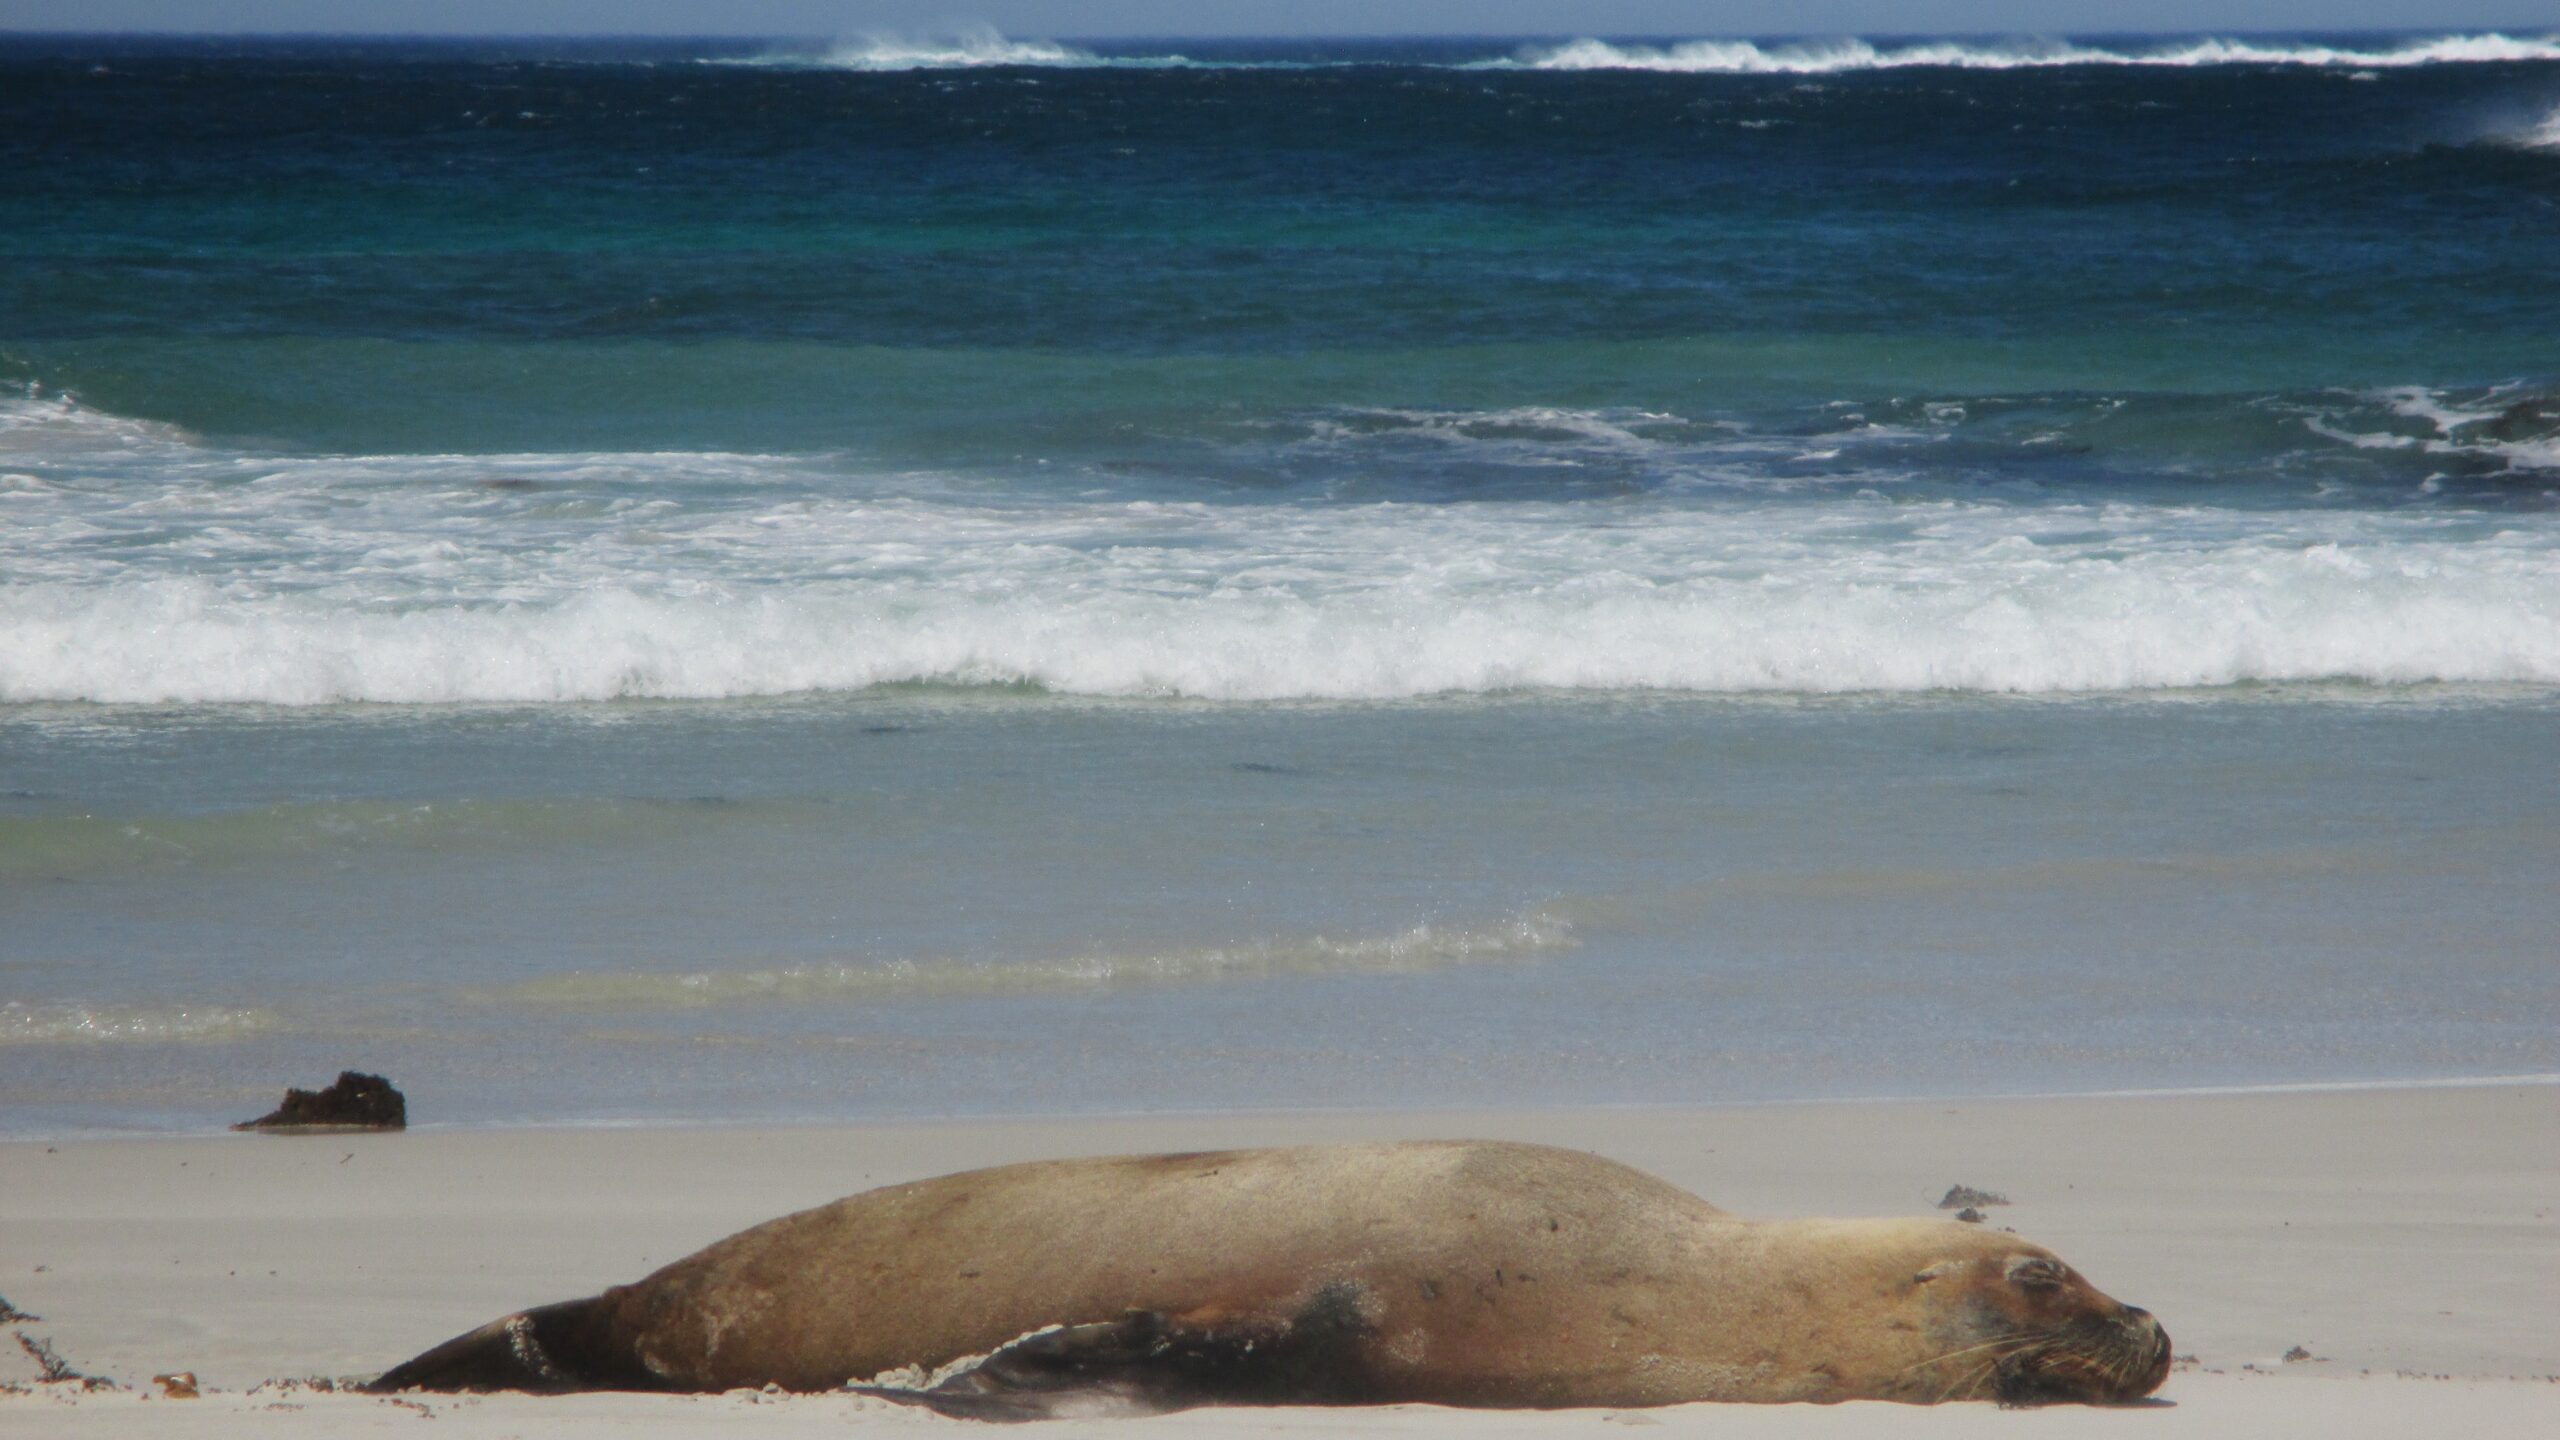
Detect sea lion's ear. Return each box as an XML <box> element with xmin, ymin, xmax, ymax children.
<box><xmin>1910</xmin><ymin>1261</ymin><xmax>1962</xmax><ymax>1285</ymax></box>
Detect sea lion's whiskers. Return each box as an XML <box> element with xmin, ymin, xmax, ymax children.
<box><xmin>1981</xmin><ymin>1337</ymin><xmax>2079</xmax><ymax>1406</ymax></box>
<box><xmin>1936</xmin><ymin>1352</ymin><xmax>2017</xmax><ymax>1404</ymax></box>
<box><xmin>1925</xmin><ymin>1335</ymin><xmax>2047</xmax><ymax>1403</ymax></box>
<box><xmin>1897</xmin><ymin>1332</ymin><xmax>2032</xmax><ymax>1376</ymax></box>
<box><xmin>2103</xmin><ymin>1333</ymin><xmax>2158</xmax><ymax>1392</ymax></box>
<box><xmin>1933</xmin><ymin>1358</ymin><xmax>1997</xmax><ymax>1403</ymax></box>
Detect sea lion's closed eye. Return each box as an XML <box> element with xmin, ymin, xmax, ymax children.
<box><xmin>2005</xmin><ymin>1257</ymin><xmax>2067</xmax><ymax>1290</ymax></box>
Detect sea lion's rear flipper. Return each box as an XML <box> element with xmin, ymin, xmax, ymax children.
<box><xmin>853</xmin><ymin>1285</ymin><xmax>1375</xmax><ymax>1422</ymax></box>
<box><xmin>364</xmin><ymin>1299</ymin><xmax>638</xmax><ymax>1394</ymax></box>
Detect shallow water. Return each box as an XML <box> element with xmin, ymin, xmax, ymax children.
<box><xmin>5</xmin><ymin>692</ymin><xmax>2554</xmax><ymax>1132</ymax></box>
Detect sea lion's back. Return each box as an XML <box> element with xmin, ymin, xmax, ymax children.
<box><xmin>597</xmin><ymin>1140</ymin><xmax>1720</xmax><ymax>1391</ymax></box>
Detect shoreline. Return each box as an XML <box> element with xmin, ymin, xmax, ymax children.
<box><xmin>5</xmin><ymin>1083</ymin><xmax>2554</xmax><ymax>1433</ymax></box>
<box><xmin>10</xmin><ymin>1069</ymin><xmax>2557</xmax><ymax>1146</ymax></box>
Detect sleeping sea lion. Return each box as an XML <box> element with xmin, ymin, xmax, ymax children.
<box><xmin>367</xmin><ymin>1140</ymin><xmax>2169</xmax><ymax>1416</ymax></box>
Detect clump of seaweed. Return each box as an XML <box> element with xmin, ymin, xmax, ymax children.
<box><xmin>17</xmin><ymin>1332</ymin><xmax>119</xmax><ymax>1391</ymax></box>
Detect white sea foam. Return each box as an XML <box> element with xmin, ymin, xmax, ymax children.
<box><xmin>811</xmin><ymin>27</ymin><xmax>1102</xmax><ymax>71</ymax></box>
<box><xmin>5</xmin><ymin>394</ymin><xmax>2556</xmax><ymax>705</ymax></box>
<box><xmin>1508</xmin><ymin>33</ymin><xmax>2560</xmax><ymax>74</ymax></box>
<box><xmin>721</xmin><ymin>30</ymin><xmax>2560</xmax><ymax>75</ymax></box>
<box><xmin>2509</xmin><ymin>103</ymin><xmax>2560</xmax><ymax>150</ymax></box>
<box><xmin>2305</xmin><ymin>385</ymin><xmax>2560</xmax><ymax>473</ymax></box>
<box><xmin>735</xmin><ymin>26</ymin><xmax>1202</xmax><ymax>72</ymax></box>
<box><xmin>0</xmin><ymin>389</ymin><xmax>198</xmax><ymax>461</ymax></box>
<box><xmin>6</xmin><ymin>506</ymin><xmax>2556</xmax><ymax>703</ymax></box>
<box><xmin>480</xmin><ymin>909</ymin><xmax>1578</xmax><ymax>1010</ymax></box>
<box><xmin>0</xmin><ymin>1001</ymin><xmax>279</xmax><ymax>1045</ymax></box>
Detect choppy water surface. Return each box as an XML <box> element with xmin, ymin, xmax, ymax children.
<box><xmin>3</xmin><ymin>32</ymin><xmax>2556</xmax><ymax>1131</ymax></box>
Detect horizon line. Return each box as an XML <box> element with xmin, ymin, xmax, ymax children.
<box><xmin>6</xmin><ymin>25</ymin><xmax>2555</xmax><ymax>42</ymax></box>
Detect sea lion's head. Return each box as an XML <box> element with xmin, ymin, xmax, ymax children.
<box><xmin>1901</xmin><ymin>1232</ymin><xmax>2170</xmax><ymax>1405</ymax></box>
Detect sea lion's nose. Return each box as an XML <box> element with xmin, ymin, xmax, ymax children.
<box><xmin>2131</xmin><ymin>1312</ymin><xmax>2173</xmax><ymax>1394</ymax></box>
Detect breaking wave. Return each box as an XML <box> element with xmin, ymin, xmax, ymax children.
<box><xmin>8</xmin><ymin>531</ymin><xmax>2554</xmax><ymax>703</ymax></box>
<box><xmin>477</xmin><ymin>909</ymin><xmax>1578</xmax><ymax>1010</ymax></box>
<box><xmin>6</xmin><ymin>391</ymin><xmax>2556</xmax><ymax>706</ymax></box>
<box><xmin>714</xmin><ymin>29</ymin><xmax>2560</xmax><ymax>75</ymax></box>
<box><xmin>736</xmin><ymin>26</ymin><xmax>1198</xmax><ymax>72</ymax></box>
<box><xmin>808</xmin><ymin>27</ymin><xmax>1100</xmax><ymax>71</ymax></box>
<box><xmin>1508</xmin><ymin>32</ymin><xmax>2560</xmax><ymax>73</ymax></box>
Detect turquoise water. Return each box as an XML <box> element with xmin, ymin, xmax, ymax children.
<box><xmin>2</xmin><ymin>32</ymin><xmax>2557</xmax><ymax>1131</ymax></box>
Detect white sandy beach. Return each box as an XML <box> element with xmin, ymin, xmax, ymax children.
<box><xmin>3</xmin><ymin>1082</ymin><xmax>2554</xmax><ymax>1436</ymax></box>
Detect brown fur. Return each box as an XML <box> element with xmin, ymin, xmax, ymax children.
<box><xmin>369</xmin><ymin>1140</ymin><xmax>2169</xmax><ymax>1412</ymax></box>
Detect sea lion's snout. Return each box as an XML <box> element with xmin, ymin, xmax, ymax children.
<box><xmin>2119</xmin><ymin>1306</ymin><xmax>2173</xmax><ymax>1399</ymax></box>
<box><xmin>1959</xmin><ymin>1252</ymin><xmax>2173</xmax><ymax>1407</ymax></box>
<box><xmin>1989</xmin><ymin>1299</ymin><xmax>2170</xmax><ymax>1406</ymax></box>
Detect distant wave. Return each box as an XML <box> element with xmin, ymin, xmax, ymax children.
<box><xmin>1507</xmin><ymin>33</ymin><xmax>2560</xmax><ymax>73</ymax></box>
<box><xmin>738</xmin><ymin>26</ymin><xmax>1178</xmax><ymax>72</ymax></box>
<box><xmin>811</xmin><ymin>27</ymin><xmax>1101</xmax><ymax>71</ymax></box>
<box><xmin>477</xmin><ymin>909</ymin><xmax>1577</xmax><ymax>1010</ymax></box>
<box><xmin>722</xmin><ymin>29</ymin><xmax>2560</xmax><ymax>75</ymax></box>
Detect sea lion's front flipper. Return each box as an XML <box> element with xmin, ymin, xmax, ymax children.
<box><xmin>855</xmin><ymin>1285</ymin><xmax>1376</xmax><ymax>1422</ymax></box>
<box><xmin>856</xmin><ymin>1312</ymin><xmax>1187</xmax><ymax>1420</ymax></box>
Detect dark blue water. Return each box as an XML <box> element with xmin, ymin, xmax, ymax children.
<box><xmin>4</xmin><ymin>32</ymin><xmax>2556</xmax><ymax>476</ymax></box>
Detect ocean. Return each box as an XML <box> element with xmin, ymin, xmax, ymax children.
<box><xmin>3</xmin><ymin>30</ymin><xmax>2556</xmax><ymax>1134</ymax></box>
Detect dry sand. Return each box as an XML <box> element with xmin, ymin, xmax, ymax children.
<box><xmin>4</xmin><ymin>1081</ymin><xmax>2554</xmax><ymax>1435</ymax></box>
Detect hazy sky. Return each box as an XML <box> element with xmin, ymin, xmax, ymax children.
<box><xmin>6</xmin><ymin>2</ymin><xmax>2556</xmax><ymax>38</ymax></box>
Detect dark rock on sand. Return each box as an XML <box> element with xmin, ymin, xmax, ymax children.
<box><xmin>233</xmin><ymin>1071</ymin><xmax>407</xmax><ymax>1131</ymax></box>
<box><xmin>1937</xmin><ymin>1183</ymin><xmax>2010</xmax><ymax>1209</ymax></box>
